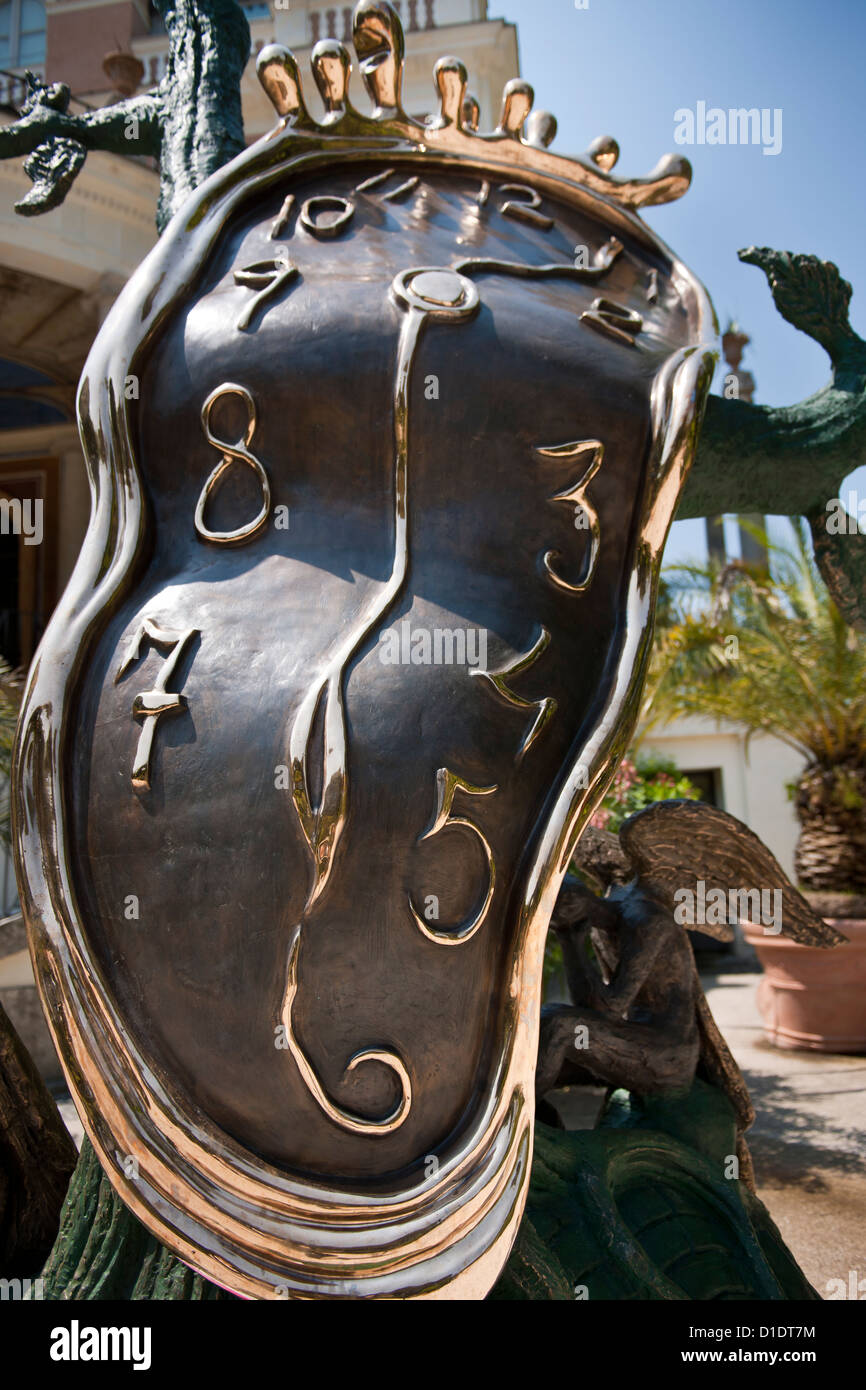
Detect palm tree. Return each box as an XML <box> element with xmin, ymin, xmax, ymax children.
<box><xmin>643</xmin><ymin>523</ymin><xmax>866</xmax><ymax>894</ymax></box>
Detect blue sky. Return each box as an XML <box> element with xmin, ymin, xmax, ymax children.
<box><xmin>494</xmin><ymin>0</ymin><xmax>866</xmax><ymax>565</ymax></box>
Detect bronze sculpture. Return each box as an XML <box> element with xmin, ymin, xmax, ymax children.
<box><xmin>0</xmin><ymin>0</ymin><xmax>850</xmax><ymax>1302</ymax></box>
<box><xmin>10</xmin><ymin>1</ymin><xmax>722</xmax><ymax>1298</ymax></box>
<box><xmin>539</xmin><ymin>803</ymin><xmax>843</xmax><ymax>1180</ymax></box>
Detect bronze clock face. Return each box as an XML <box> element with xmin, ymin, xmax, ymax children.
<box><xmin>16</xmin><ymin>118</ymin><xmax>715</xmax><ymax>1296</ymax></box>
<box><xmin>78</xmin><ymin>162</ymin><xmax>680</xmax><ymax>1169</ymax></box>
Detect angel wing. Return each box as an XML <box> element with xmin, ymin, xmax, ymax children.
<box><xmin>563</xmin><ymin>798</ymin><xmax>845</xmax><ymax>1188</ymax></box>
<box><xmin>619</xmin><ymin>798</ymin><xmax>846</xmax><ymax>947</ymax></box>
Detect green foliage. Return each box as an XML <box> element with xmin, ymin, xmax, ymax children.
<box><xmin>590</xmin><ymin>754</ymin><xmax>701</xmax><ymax>835</ymax></box>
<box><xmin>543</xmin><ymin>931</ymin><xmax>564</xmax><ymax>988</ymax></box>
<box><xmin>645</xmin><ymin>522</ymin><xmax>866</xmax><ymax>775</ymax></box>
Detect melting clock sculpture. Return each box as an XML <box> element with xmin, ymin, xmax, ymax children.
<box><xmin>13</xmin><ymin>3</ymin><xmax>721</xmax><ymax>1298</ymax></box>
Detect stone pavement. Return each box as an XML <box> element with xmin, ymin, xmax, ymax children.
<box><xmin>702</xmin><ymin>969</ymin><xmax>866</xmax><ymax>1300</ymax></box>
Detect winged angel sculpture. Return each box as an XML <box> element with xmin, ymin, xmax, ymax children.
<box><xmin>0</xmin><ymin>0</ymin><xmax>861</xmax><ymax>1301</ymax></box>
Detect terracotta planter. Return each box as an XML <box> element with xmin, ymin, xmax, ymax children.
<box><xmin>744</xmin><ymin>916</ymin><xmax>866</xmax><ymax>1053</ymax></box>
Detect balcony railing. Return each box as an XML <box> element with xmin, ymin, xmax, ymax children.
<box><xmin>310</xmin><ymin>0</ymin><xmax>435</xmax><ymax>44</ymax></box>
<box><xmin>140</xmin><ymin>51</ymin><xmax>169</xmax><ymax>87</ymax></box>
<box><xmin>0</xmin><ymin>0</ymin><xmax>438</xmax><ymax>124</ymax></box>
<box><xmin>0</xmin><ymin>65</ymin><xmax>45</xmax><ymax>112</ymax></box>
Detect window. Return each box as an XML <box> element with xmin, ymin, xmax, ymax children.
<box><xmin>682</xmin><ymin>768</ymin><xmax>722</xmax><ymax>808</ymax></box>
<box><xmin>0</xmin><ymin>0</ymin><xmax>45</xmax><ymax>69</ymax></box>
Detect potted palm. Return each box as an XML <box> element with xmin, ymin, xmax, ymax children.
<box><xmin>644</xmin><ymin>524</ymin><xmax>866</xmax><ymax>1051</ymax></box>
